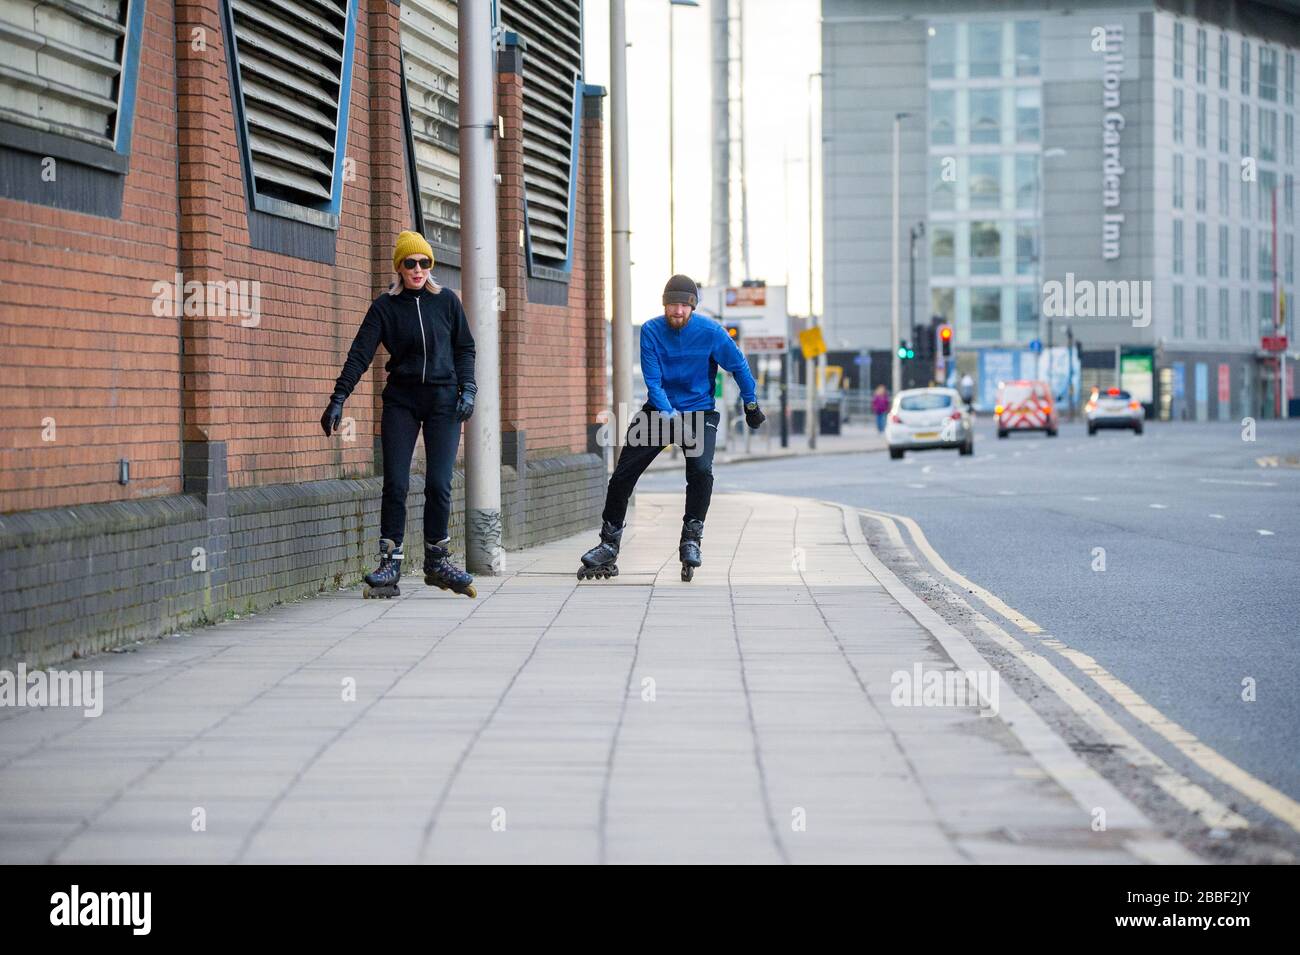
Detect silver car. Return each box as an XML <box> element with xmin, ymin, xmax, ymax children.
<box><xmin>1085</xmin><ymin>387</ymin><xmax>1144</xmax><ymax>435</ymax></box>
<box><xmin>887</xmin><ymin>387</ymin><xmax>973</xmax><ymax>459</ymax></box>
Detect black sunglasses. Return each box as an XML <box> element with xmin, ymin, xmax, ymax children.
<box><xmin>402</xmin><ymin>258</ymin><xmax>432</xmax><ymax>270</ymax></box>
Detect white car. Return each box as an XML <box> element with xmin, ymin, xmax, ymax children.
<box><xmin>1085</xmin><ymin>387</ymin><xmax>1144</xmax><ymax>435</ymax></box>
<box><xmin>887</xmin><ymin>387</ymin><xmax>973</xmax><ymax>459</ymax></box>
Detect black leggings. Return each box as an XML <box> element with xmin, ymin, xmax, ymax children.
<box><xmin>379</xmin><ymin>381</ymin><xmax>461</xmax><ymax>547</ymax></box>
<box><xmin>601</xmin><ymin>404</ymin><xmax>719</xmax><ymax>528</ymax></box>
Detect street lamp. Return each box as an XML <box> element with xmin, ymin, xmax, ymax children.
<box><xmin>807</xmin><ymin>70</ymin><xmax>825</xmax><ymax>449</ymax></box>
<box><xmin>1033</xmin><ymin>146</ymin><xmax>1066</xmax><ymax>397</ymax></box>
<box><xmin>909</xmin><ymin>220</ymin><xmax>925</xmax><ymax>386</ymax></box>
<box><xmin>890</xmin><ymin>111</ymin><xmax>912</xmax><ymax>396</ymax></box>
<box><xmin>667</xmin><ymin>0</ymin><xmax>698</xmax><ymax>275</ymax></box>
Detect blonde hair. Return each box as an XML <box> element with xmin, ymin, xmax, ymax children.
<box><xmin>388</xmin><ymin>274</ymin><xmax>442</xmax><ymax>296</ymax></box>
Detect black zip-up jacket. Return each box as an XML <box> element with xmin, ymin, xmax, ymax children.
<box><xmin>332</xmin><ymin>286</ymin><xmax>476</xmax><ymax>401</ymax></box>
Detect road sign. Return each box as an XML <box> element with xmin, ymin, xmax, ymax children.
<box><xmin>799</xmin><ymin>326</ymin><xmax>827</xmax><ymax>359</ymax></box>
<box><xmin>1262</xmin><ymin>336</ymin><xmax>1288</xmax><ymax>352</ymax></box>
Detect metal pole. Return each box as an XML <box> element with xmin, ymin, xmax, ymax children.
<box><xmin>806</xmin><ymin>72</ymin><xmax>822</xmax><ymax>449</ymax></box>
<box><xmin>908</xmin><ymin>225</ymin><xmax>916</xmax><ymax>389</ymax></box>
<box><xmin>709</xmin><ymin>0</ymin><xmax>729</xmax><ymax>286</ymax></box>
<box><xmin>460</xmin><ymin>0</ymin><xmax>502</xmax><ymax>574</ymax></box>
<box><xmin>610</xmin><ymin>0</ymin><xmax>633</xmax><ymax>441</ymax></box>
<box><xmin>891</xmin><ymin>113</ymin><xmax>904</xmax><ymax>395</ymax></box>
<box><xmin>668</xmin><ymin>3</ymin><xmax>675</xmax><ymax>275</ymax></box>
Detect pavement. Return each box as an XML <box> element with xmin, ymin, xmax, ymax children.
<box><xmin>0</xmin><ymin>491</ymin><xmax>1197</xmax><ymax>864</ymax></box>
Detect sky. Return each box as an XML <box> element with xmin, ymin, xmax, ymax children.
<box><xmin>581</xmin><ymin>0</ymin><xmax>821</xmax><ymax>323</ymax></box>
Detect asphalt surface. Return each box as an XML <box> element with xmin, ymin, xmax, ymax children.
<box><xmin>638</xmin><ymin>417</ymin><xmax>1300</xmax><ymax>814</ymax></box>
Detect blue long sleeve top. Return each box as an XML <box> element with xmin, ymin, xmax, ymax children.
<box><xmin>640</xmin><ymin>315</ymin><xmax>758</xmax><ymax>414</ymax></box>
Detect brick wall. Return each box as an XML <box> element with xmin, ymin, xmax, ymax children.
<box><xmin>0</xmin><ymin>3</ymin><xmax>608</xmax><ymax>666</ymax></box>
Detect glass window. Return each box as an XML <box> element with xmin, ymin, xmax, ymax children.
<box><xmin>1173</xmin><ymin>22</ymin><xmax>1184</xmax><ymax>80</ymax></box>
<box><xmin>1259</xmin><ymin>169</ymin><xmax>1276</xmax><ymax>223</ymax></box>
<box><xmin>930</xmin><ymin>156</ymin><xmax>956</xmax><ymax>211</ymax></box>
<box><xmin>1196</xmin><ymin>286</ymin><xmax>1208</xmax><ymax>338</ymax></box>
<box><xmin>1015</xmin><ymin>21</ymin><xmax>1039</xmax><ymax>77</ymax></box>
<box><xmin>1219</xmin><ymin>287</ymin><xmax>1230</xmax><ymax>339</ymax></box>
<box><xmin>931</xmin><ymin>287</ymin><xmax>955</xmax><ymax>325</ymax></box>
<box><xmin>1016</xmin><ymin>225</ymin><xmax>1037</xmax><ymax>276</ymax></box>
<box><xmin>931</xmin><ymin>227</ymin><xmax>955</xmax><ymax>275</ymax></box>
<box><xmin>1173</xmin><ymin>219</ymin><xmax>1184</xmax><ymax>273</ymax></box>
<box><xmin>1287</xmin><ymin>233</ymin><xmax>1295</xmax><ymax>283</ymax></box>
<box><xmin>1218</xmin><ymin>97</ymin><xmax>1229</xmax><ymax>153</ymax></box>
<box><xmin>1015</xmin><ymin>87</ymin><xmax>1040</xmax><ymax>143</ymax></box>
<box><xmin>1259</xmin><ymin>228</ymin><xmax>1274</xmax><ymax>280</ymax></box>
<box><xmin>1173</xmin><ymin>153</ymin><xmax>1184</xmax><ymax>209</ymax></box>
<box><xmin>969</xmin><ymin>22</ymin><xmax>1002</xmax><ymax>78</ymax></box>
<box><xmin>1241</xmin><ymin>177</ymin><xmax>1251</xmax><ymax>218</ymax></box>
<box><xmin>1241</xmin><ymin>102</ymin><xmax>1250</xmax><ymax>155</ymax></box>
<box><xmin>1287</xmin><ymin>173</ymin><xmax>1294</xmax><ymax>225</ymax></box>
<box><xmin>969</xmin><ymin>155</ymin><xmax>1001</xmax><ymax>208</ymax></box>
<box><xmin>1196</xmin><ymin>28</ymin><xmax>1207</xmax><ymax>84</ymax></box>
<box><xmin>1016</xmin><ymin>287</ymin><xmax>1038</xmax><ymax>341</ymax></box>
<box><xmin>1241</xmin><ymin>289</ymin><xmax>1251</xmax><ymax>341</ymax></box>
<box><xmin>1196</xmin><ymin>221</ymin><xmax>1207</xmax><ymax>276</ymax></box>
<box><xmin>928</xmin><ymin>22</ymin><xmax>956</xmax><ymax>79</ymax></box>
<box><xmin>970</xmin><ymin>287</ymin><xmax>1001</xmax><ymax>339</ymax></box>
<box><xmin>1219</xmin><ymin>161</ymin><xmax>1229</xmax><ymax>214</ymax></box>
<box><xmin>1196</xmin><ymin>157</ymin><xmax>1206</xmax><ymax>212</ymax></box>
<box><xmin>1173</xmin><ymin>284</ymin><xmax>1184</xmax><ymax>337</ymax></box>
<box><xmin>1016</xmin><ymin>154</ymin><xmax>1038</xmax><ymax>209</ymax></box>
<box><xmin>930</xmin><ymin>90</ymin><xmax>955</xmax><ymax>144</ymax></box>
<box><xmin>901</xmin><ymin>393</ymin><xmax>954</xmax><ymax>411</ymax></box>
<box><xmin>1287</xmin><ymin>52</ymin><xmax>1295</xmax><ymax>106</ymax></box>
<box><xmin>1241</xmin><ymin>39</ymin><xmax>1250</xmax><ymax>96</ymax></box>
<box><xmin>1259</xmin><ymin>46</ymin><xmax>1278</xmax><ymax>101</ymax></box>
<box><xmin>1219</xmin><ymin>223</ymin><xmax>1229</xmax><ymax>277</ymax></box>
<box><xmin>1173</xmin><ymin>88</ymin><xmax>1184</xmax><ymax>144</ymax></box>
<box><xmin>970</xmin><ymin>221</ymin><xmax>1001</xmax><ymax>274</ymax></box>
<box><xmin>1286</xmin><ymin>114</ymin><xmax>1295</xmax><ymax>166</ymax></box>
<box><xmin>1241</xmin><ymin>227</ymin><xmax>1251</xmax><ymax>280</ymax></box>
<box><xmin>969</xmin><ymin>89</ymin><xmax>1001</xmax><ymax>144</ymax></box>
<box><xmin>1196</xmin><ymin>92</ymin><xmax>1207</xmax><ymax>148</ymax></box>
<box><xmin>1259</xmin><ymin>291</ymin><xmax>1275</xmax><ymax>335</ymax></box>
<box><xmin>1219</xmin><ymin>33</ymin><xmax>1229</xmax><ymax>90</ymax></box>
<box><xmin>1260</xmin><ymin>108</ymin><xmax>1277</xmax><ymax>162</ymax></box>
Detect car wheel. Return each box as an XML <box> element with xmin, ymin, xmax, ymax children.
<box><xmin>1087</xmin><ymin>424</ymin><xmax>1097</xmax><ymax>435</ymax></box>
<box><xmin>960</xmin><ymin>440</ymin><xmax>973</xmax><ymax>456</ymax></box>
<box><xmin>997</xmin><ymin>430</ymin><xmax>1008</xmax><ymax>439</ymax></box>
<box><xmin>1047</xmin><ymin>429</ymin><xmax>1058</xmax><ymax>437</ymax></box>
<box><xmin>889</xmin><ymin>448</ymin><xmax>904</xmax><ymax>460</ymax></box>
<box><xmin>1133</xmin><ymin>424</ymin><xmax>1143</xmax><ymax>435</ymax></box>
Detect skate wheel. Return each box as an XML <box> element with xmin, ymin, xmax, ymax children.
<box><xmin>463</xmin><ymin>585</ymin><xmax>477</xmax><ymax>598</ymax></box>
<box><xmin>681</xmin><ymin>565</ymin><xmax>694</xmax><ymax>582</ymax></box>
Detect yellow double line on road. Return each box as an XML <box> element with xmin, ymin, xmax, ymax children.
<box><xmin>860</xmin><ymin>506</ymin><xmax>1300</xmax><ymax>835</ymax></box>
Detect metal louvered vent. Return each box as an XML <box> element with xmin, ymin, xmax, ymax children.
<box><xmin>498</xmin><ymin>0</ymin><xmax>582</xmax><ymax>267</ymax></box>
<box><xmin>401</xmin><ymin>0</ymin><xmax>460</xmax><ymax>254</ymax></box>
<box><xmin>230</xmin><ymin>0</ymin><xmax>349</xmax><ymax>207</ymax></box>
<box><xmin>0</xmin><ymin>0</ymin><xmax>130</xmax><ymax>146</ymax></box>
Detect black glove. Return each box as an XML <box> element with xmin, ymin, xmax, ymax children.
<box><xmin>456</xmin><ymin>390</ymin><xmax>475</xmax><ymax>423</ymax></box>
<box><xmin>744</xmin><ymin>401</ymin><xmax>766</xmax><ymax>430</ymax></box>
<box><xmin>321</xmin><ymin>394</ymin><xmax>345</xmax><ymax>437</ymax></box>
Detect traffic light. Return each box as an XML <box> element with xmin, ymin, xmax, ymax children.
<box><xmin>939</xmin><ymin>324</ymin><xmax>953</xmax><ymax>357</ymax></box>
<box><xmin>897</xmin><ymin>341</ymin><xmax>912</xmax><ymax>360</ymax></box>
<box><xmin>725</xmin><ymin>323</ymin><xmax>741</xmax><ymax>345</ymax></box>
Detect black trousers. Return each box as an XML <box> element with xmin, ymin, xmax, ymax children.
<box><xmin>379</xmin><ymin>381</ymin><xmax>461</xmax><ymax>548</ymax></box>
<box><xmin>601</xmin><ymin>404</ymin><xmax>719</xmax><ymax>528</ymax></box>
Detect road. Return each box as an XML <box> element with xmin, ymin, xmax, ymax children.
<box><xmin>639</xmin><ymin>418</ymin><xmax>1300</xmax><ymax>840</ymax></box>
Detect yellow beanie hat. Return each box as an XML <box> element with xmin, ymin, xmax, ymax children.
<box><xmin>392</xmin><ymin>230</ymin><xmax>435</xmax><ymax>271</ymax></box>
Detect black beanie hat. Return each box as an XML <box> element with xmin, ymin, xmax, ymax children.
<box><xmin>662</xmin><ymin>274</ymin><xmax>698</xmax><ymax>308</ymax></box>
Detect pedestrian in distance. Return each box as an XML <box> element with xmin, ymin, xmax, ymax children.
<box><xmin>872</xmin><ymin>384</ymin><xmax>891</xmax><ymax>433</ymax></box>
<box><xmin>578</xmin><ymin>275</ymin><xmax>766</xmax><ymax>583</ymax></box>
<box><xmin>321</xmin><ymin>230</ymin><xmax>478</xmax><ymax>599</ymax></box>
